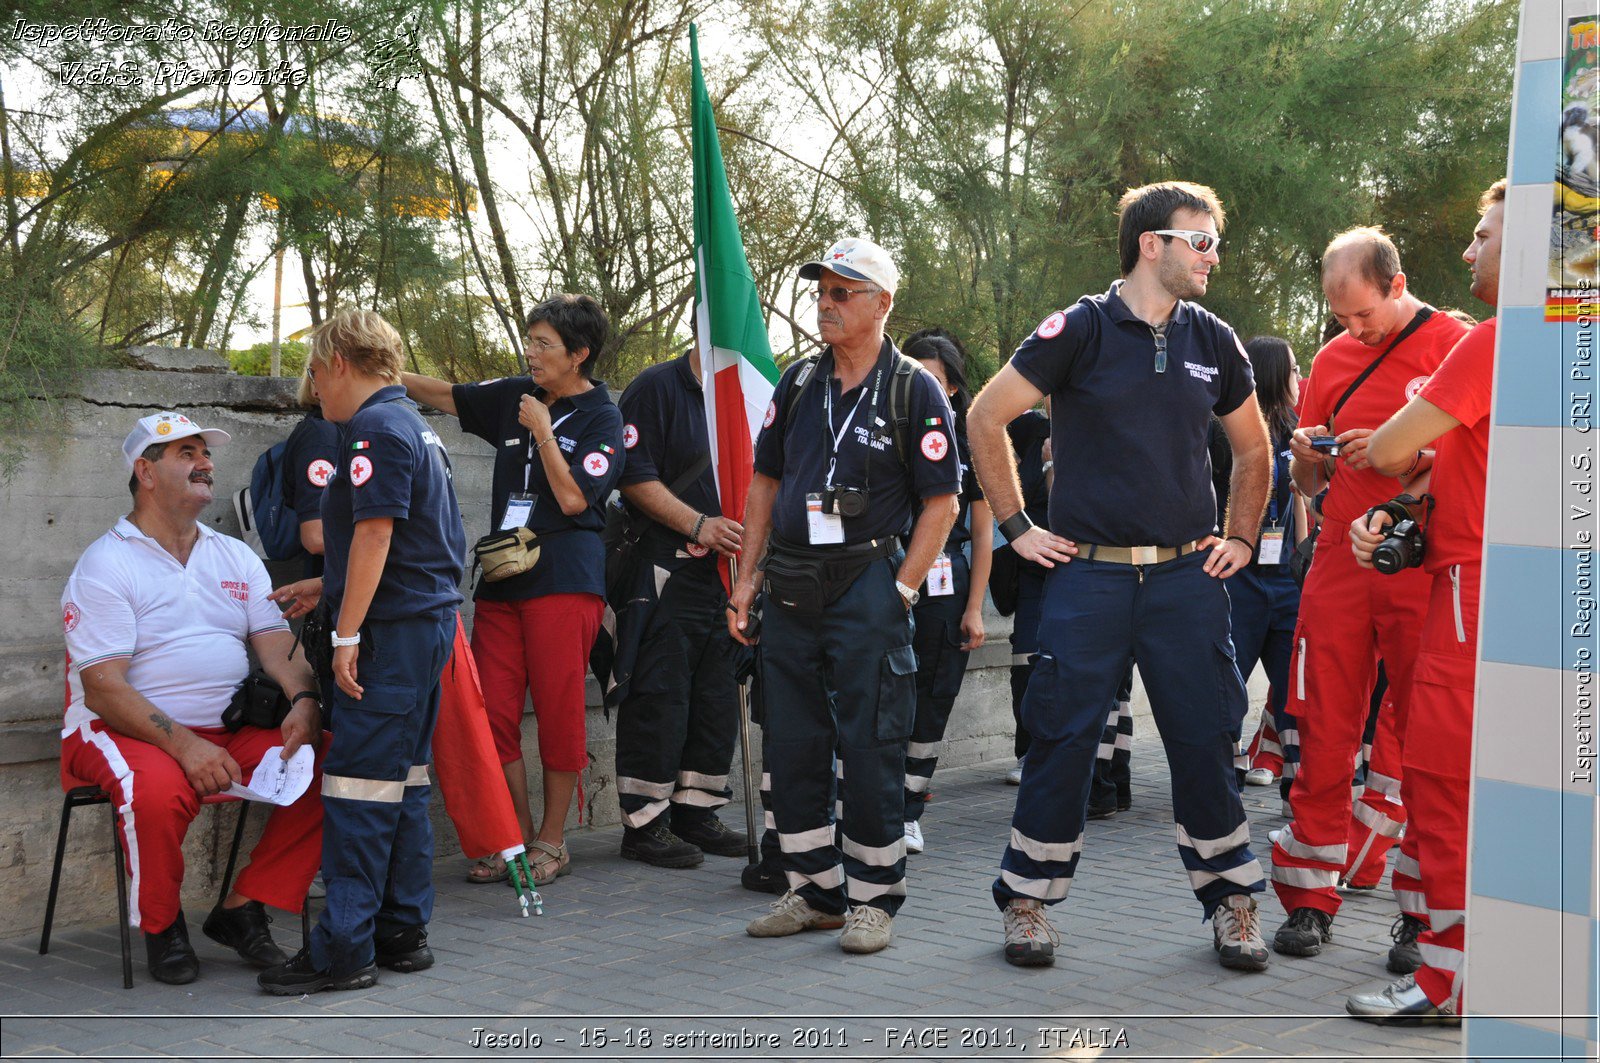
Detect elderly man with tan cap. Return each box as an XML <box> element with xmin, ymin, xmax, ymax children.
<box><xmin>727</xmin><ymin>237</ymin><xmax>961</xmax><ymax>954</ymax></box>
<box><xmin>60</xmin><ymin>412</ymin><xmax>324</xmax><ymax>986</ymax></box>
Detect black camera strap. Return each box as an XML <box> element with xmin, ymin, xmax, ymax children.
<box><xmin>1327</xmin><ymin>306</ymin><xmax>1434</xmax><ymax>434</ymax></box>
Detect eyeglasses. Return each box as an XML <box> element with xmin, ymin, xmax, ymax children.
<box><xmin>1153</xmin><ymin>229</ymin><xmax>1220</xmax><ymax>255</ymax></box>
<box><xmin>1153</xmin><ymin>330</ymin><xmax>1167</xmax><ymax>374</ymax></box>
<box><xmin>527</xmin><ymin>339</ymin><xmax>567</xmax><ymax>355</ymax></box>
<box><xmin>808</xmin><ymin>285</ymin><xmax>877</xmax><ymax>304</ymax></box>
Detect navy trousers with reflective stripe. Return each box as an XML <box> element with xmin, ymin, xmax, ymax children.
<box><xmin>1008</xmin><ymin>564</ymin><xmax>1047</xmax><ymax>759</ymax></box>
<box><xmin>313</xmin><ymin>611</ymin><xmax>455</xmax><ymax>976</ymax></box>
<box><xmin>761</xmin><ymin>553</ymin><xmax>913</xmax><ymax>915</ymax></box>
<box><xmin>905</xmin><ymin>551</ymin><xmax>972</xmax><ymax>823</ymax></box>
<box><xmin>994</xmin><ymin>552</ymin><xmax>1264</xmax><ymax>917</ymax></box>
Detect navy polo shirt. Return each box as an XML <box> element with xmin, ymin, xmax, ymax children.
<box><xmin>451</xmin><ymin>375</ymin><xmax>625</xmax><ymax>600</ymax></box>
<box><xmin>617</xmin><ymin>352</ymin><xmax>721</xmax><ymax>565</ymax></box>
<box><xmin>1007</xmin><ymin>410</ymin><xmax>1051</xmax><ymax>529</ymax></box>
<box><xmin>321</xmin><ymin>386</ymin><xmax>466</xmax><ymax>620</ymax></box>
<box><xmin>754</xmin><ymin>338</ymin><xmax>961</xmax><ymax>546</ymax></box>
<box><xmin>916</xmin><ymin>424</ymin><xmax>982</xmax><ymax>553</ymax></box>
<box><xmin>283</xmin><ymin>411</ymin><xmax>340</xmax><ymax>524</ymax></box>
<box><xmin>1010</xmin><ymin>281</ymin><xmax>1254</xmax><ymax>547</ymax></box>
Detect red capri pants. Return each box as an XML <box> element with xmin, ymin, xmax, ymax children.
<box><xmin>472</xmin><ymin>594</ymin><xmax>603</xmax><ymax>773</ymax></box>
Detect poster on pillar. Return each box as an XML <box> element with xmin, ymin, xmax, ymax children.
<box><xmin>1548</xmin><ymin>15</ymin><xmax>1599</xmax><ymax>320</ymax></box>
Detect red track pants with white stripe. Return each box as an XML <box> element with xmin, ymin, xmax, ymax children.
<box><xmin>1404</xmin><ymin>563</ymin><xmax>1478</xmax><ymax>1010</ymax></box>
<box><xmin>1271</xmin><ymin>524</ymin><xmax>1429</xmax><ymax>915</ymax></box>
<box><xmin>62</xmin><ymin>720</ymin><xmax>324</xmax><ymax>934</ymax></box>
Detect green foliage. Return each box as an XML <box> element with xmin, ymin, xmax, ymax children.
<box><xmin>228</xmin><ymin>339</ymin><xmax>308</xmax><ymax>377</ymax></box>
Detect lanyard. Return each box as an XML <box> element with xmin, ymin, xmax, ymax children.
<box><xmin>525</xmin><ymin>409</ymin><xmax>577</xmax><ymax>492</ymax></box>
<box><xmin>822</xmin><ymin>364</ymin><xmax>882</xmax><ymax>489</ymax></box>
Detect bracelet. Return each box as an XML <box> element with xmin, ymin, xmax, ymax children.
<box><xmin>691</xmin><ymin>512</ymin><xmax>707</xmax><ymax>542</ymax></box>
<box><xmin>999</xmin><ymin>512</ymin><xmax>1034</xmax><ymax>542</ymax></box>
<box><xmin>534</xmin><ymin>436</ymin><xmax>557</xmax><ymax>451</ymax></box>
<box><xmin>1226</xmin><ymin>535</ymin><xmax>1255</xmax><ymax>552</ymax></box>
<box><xmin>1041</xmin><ymin>460</ymin><xmax>1054</xmax><ymax>473</ymax></box>
<box><xmin>331</xmin><ymin>630</ymin><xmax>361</xmax><ymax>647</ymax></box>
<box><xmin>1403</xmin><ymin>450</ymin><xmax>1423</xmax><ymax>476</ymax></box>
<box><xmin>291</xmin><ymin>690</ymin><xmax>322</xmax><ymax>706</ymax></box>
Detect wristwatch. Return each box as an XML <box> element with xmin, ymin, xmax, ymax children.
<box><xmin>291</xmin><ymin>690</ymin><xmax>322</xmax><ymax>707</ymax></box>
<box><xmin>895</xmin><ymin>580</ymin><xmax>920</xmax><ymax>608</ymax></box>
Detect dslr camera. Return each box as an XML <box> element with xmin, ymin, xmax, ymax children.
<box><xmin>1368</xmin><ymin>494</ymin><xmax>1428</xmax><ymax>575</ymax></box>
<box><xmin>821</xmin><ymin>484</ymin><xmax>869</xmax><ymax>518</ymax></box>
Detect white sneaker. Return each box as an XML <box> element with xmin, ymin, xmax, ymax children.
<box><xmin>1281</xmin><ymin>799</ymin><xmax>1294</xmax><ymax>818</ymax></box>
<box><xmin>1268</xmin><ymin>828</ymin><xmax>1283</xmax><ymax>847</ymax></box>
<box><xmin>1244</xmin><ymin>767</ymin><xmax>1278</xmax><ymax>786</ymax></box>
<box><xmin>903</xmin><ymin>820</ymin><xmax>924</xmax><ymax>854</ymax></box>
<box><xmin>1005</xmin><ymin>759</ymin><xmax>1024</xmax><ymax>786</ymax></box>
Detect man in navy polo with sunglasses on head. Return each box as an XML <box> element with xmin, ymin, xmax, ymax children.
<box><xmin>968</xmin><ymin>181</ymin><xmax>1273</xmax><ymax>972</ymax></box>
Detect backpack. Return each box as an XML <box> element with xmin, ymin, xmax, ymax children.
<box><xmin>234</xmin><ymin>424</ymin><xmax>310</xmax><ymax>562</ymax></box>
<box><xmin>783</xmin><ymin>349</ymin><xmax>919</xmax><ymax>462</ymax></box>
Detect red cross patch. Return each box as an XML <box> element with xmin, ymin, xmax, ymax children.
<box><xmin>1404</xmin><ymin>375</ymin><xmax>1430</xmax><ymax>401</ymax></box>
<box><xmin>763</xmin><ymin>400</ymin><xmax>777</xmax><ymax>429</ymax></box>
<box><xmin>1037</xmin><ymin>311</ymin><xmax>1067</xmax><ymax>340</ymax></box>
<box><xmin>307</xmin><ymin>459</ymin><xmax>334</xmax><ymax>488</ymax></box>
<box><xmin>623</xmin><ymin>424</ymin><xmax>639</xmax><ymax>449</ymax></box>
<box><xmin>686</xmin><ymin>542</ymin><xmax>709</xmax><ymax>557</ymax></box>
<box><xmin>583</xmin><ymin>452</ymin><xmax>610</xmax><ymax>477</ymax></box>
<box><xmin>920</xmin><ymin>431</ymin><xmax>949</xmax><ymax>462</ymax></box>
<box><xmin>63</xmin><ymin>602</ymin><xmax>80</xmax><ymax>633</ymax></box>
<box><xmin>350</xmin><ymin>455</ymin><xmax>373</xmax><ymax>486</ymax></box>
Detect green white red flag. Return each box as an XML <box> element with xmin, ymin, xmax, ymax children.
<box><xmin>690</xmin><ymin>23</ymin><xmax>778</xmax><ymax>525</ymax></box>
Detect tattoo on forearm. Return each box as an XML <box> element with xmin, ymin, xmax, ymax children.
<box><xmin>149</xmin><ymin>712</ymin><xmax>173</xmax><ymax>736</ymax></box>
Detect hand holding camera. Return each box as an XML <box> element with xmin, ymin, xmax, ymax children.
<box><xmin>1351</xmin><ymin>494</ymin><xmax>1428</xmax><ymax>573</ymax></box>
<box><xmin>1291</xmin><ymin>425</ymin><xmax>1336</xmax><ymax>463</ymax></box>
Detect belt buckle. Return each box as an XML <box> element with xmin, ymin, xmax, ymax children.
<box><xmin>1130</xmin><ymin>545</ymin><xmax>1159</xmax><ymax>565</ymax></box>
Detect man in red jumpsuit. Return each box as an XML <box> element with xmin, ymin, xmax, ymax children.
<box><xmin>1271</xmin><ymin>229</ymin><xmax>1468</xmax><ymax>961</ymax></box>
<box><xmin>1343</xmin><ymin>178</ymin><xmax>1504</xmax><ymax>1025</ymax></box>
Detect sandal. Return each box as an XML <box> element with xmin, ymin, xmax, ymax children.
<box><xmin>527</xmin><ymin>840</ymin><xmax>571</xmax><ymax>886</ymax></box>
<box><xmin>466</xmin><ymin>853</ymin><xmax>508</xmax><ymax>884</ymax></box>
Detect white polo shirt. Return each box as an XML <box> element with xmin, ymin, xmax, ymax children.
<box><xmin>62</xmin><ymin>517</ymin><xmax>291</xmax><ymax>735</ymax></box>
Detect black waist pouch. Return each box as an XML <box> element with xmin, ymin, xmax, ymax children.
<box><xmin>223</xmin><ymin>671</ymin><xmax>291</xmax><ymax>732</ymax></box>
<box><xmin>762</xmin><ymin>537</ymin><xmax>895</xmax><ymax>617</ymax></box>
<box><xmin>294</xmin><ymin>599</ymin><xmax>335</xmax><ymax>685</ymax></box>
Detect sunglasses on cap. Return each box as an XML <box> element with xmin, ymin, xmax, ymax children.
<box><xmin>1152</xmin><ymin>229</ymin><xmax>1220</xmax><ymax>255</ymax></box>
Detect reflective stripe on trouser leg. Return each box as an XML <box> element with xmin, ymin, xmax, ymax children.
<box><xmin>905</xmin><ymin>566</ymin><xmax>971</xmax><ymax>824</ymax></box>
<box><xmin>1129</xmin><ymin>553</ymin><xmax>1264</xmax><ymax>915</ymax></box>
<box><xmin>313</xmin><ymin>612</ymin><xmax>452</xmax><ymax>976</ymax></box>
<box><xmin>1344</xmin><ymin>690</ymin><xmax>1407</xmax><ymax>887</ymax></box>
<box><xmin>673</xmin><ymin>570</ymin><xmax>740</xmax><ymax>821</ymax></box>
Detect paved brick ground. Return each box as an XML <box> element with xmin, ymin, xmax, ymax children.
<box><xmin>0</xmin><ymin>756</ymin><xmax>1461</xmax><ymax>1061</ymax></box>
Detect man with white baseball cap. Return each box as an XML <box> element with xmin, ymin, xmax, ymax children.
<box><xmin>797</xmin><ymin>236</ymin><xmax>902</xmax><ymax>296</ymax></box>
<box><xmin>61</xmin><ymin>411</ymin><xmax>324</xmax><ymax>986</ymax></box>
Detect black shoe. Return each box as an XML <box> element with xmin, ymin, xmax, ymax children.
<box><xmin>1273</xmin><ymin>906</ymin><xmax>1334</xmax><ymax>956</ymax></box>
<box><xmin>143</xmin><ymin>911</ymin><xmax>199</xmax><ymax>985</ymax></box>
<box><xmin>621</xmin><ymin>818</ymin><xmax>704</xmax><ymax>868</ymax></box>
<box><xmin>1115</xmin><ymin>780</ymin><xmax>1132</xmax><ymax>811</ymax></box>
<box><xmin>1086</xmin><ymin>776</ymin><xmax>1119</xmax><ymax>820</ymax></box>
<box><xmin>741</xmin><ymin>856</ymin><xmax>786</xmax><ymax>895</ymax></box>
<box><xmin>673</xmin><ymin>813</ymin><xmax>748</xmax><ymax>858</ymax></box>
<box><xmin>1387</xmin><ymin>913</ymin><xmax>1425</xmax><ymax>974</ymax></box>
<box><xmin>202</xmin><ymin>900</ymin><xmax>288</xmax><ymax>969</ymax></box>
<box><xmin>257</xmin><ymin>948</ymin><xmax>376</xmax><ymax>995</ymax></box>
<box><xmin>374</xmin><ymin>925</ymin><xmax>434</xmax><ymax>973</ymax></box>
<box><xmin>1085</xmin><ymin>801</ymin><xmax>1118</xmax><ymax>820</ymax></box>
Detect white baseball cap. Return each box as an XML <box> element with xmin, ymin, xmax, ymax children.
<box><xmin>122</xmin><ymin>411</ymin><xmax>231</xmax><ymax>469</ymax></box>
<box><xmin>799</xmin><ymin>236</ymin><xmax>900</xmax><ymax>295</ymax></box>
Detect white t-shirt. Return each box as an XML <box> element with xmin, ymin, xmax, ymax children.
<box><xmin>62</xmin><ymin>517</ymin><xmax>291</xmax><ymax>735</ymax></box>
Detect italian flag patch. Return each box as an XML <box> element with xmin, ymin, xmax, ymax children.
<box><xmin>351</xmin><ymin>440</ymin><xmax>371</xmax><ymax>451</ymax></box>
<box><xmin>598</xmin><ymin>443</ymin><xmax>615</xmax><ymax>455</ymax></box>
<box><xmin>923</xmin><ymin>417</ymin><xmax>942</xmax><ymax>426</ymax></box>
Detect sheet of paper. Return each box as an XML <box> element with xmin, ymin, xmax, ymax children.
<box><xmin>224</xmin><ymin>745</ymin><xmax>314</xmax><ymax>806</ymax></box>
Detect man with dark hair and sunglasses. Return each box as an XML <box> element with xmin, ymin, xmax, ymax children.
<box><xmin>727</xmin><ymin>236</ymin><xmax>961</xmax><ymax>955</ymax></box>
<box><xmin>968</xmin><ymin>180</ymin><xmax>1273</xmax><ymax>971</ymax></box>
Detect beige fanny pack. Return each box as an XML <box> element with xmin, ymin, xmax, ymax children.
<box><xmin>474</xmin><ymin>527</ymin><xmax>541</xmax><ymax>582</ymax></box>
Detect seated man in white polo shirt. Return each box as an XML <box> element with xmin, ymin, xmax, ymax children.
<box><xmin>60</xmin><ymin>412</ymin><xmax>325</xmax><ymax>985</ymax></box>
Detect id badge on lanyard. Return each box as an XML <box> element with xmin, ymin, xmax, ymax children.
<box><xmin>806</xmin><ymin>493</ymin><xmax>845</xmax><ymax>544</ymax></box>
<box><xmin>927</xmin><ymin>554</ymin><xmax>955</xmax><ymax>596</ymax></box>
<box><xmin>500</xmin><ymin>494</ymin><xmax>535</xmax><ymax>530</ymax></box>
<box><xmin>1258</xmin><ymin>526</ymin><xmax>1285</xmax><ymax>565</ymax></box>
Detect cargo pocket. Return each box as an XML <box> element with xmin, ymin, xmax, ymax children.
<box><xmin>875</xmin><ymin>644</ymin><xmax>918</xmax><ymax>740</ymax></box>
<box><xmin>1018</xmin><ymin>653</ymin><xmax>1070</xmax><ymax>743</ymax></box>
<box><xmin>326</xmin><ymin>681</ymin><xmax>419</xmax><ymax>781</ymax></box>
<box><xmin>1213</xmin><ymin>639</ymin><xmax>1249</xmax><ymax>738</ymax></box>
<box><xmin>929</xmin><ymin>620</ymin><xmax>970</xmax><ymax>700</ymax></box>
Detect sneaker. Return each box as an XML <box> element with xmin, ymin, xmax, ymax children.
<box><xmin>1345</xmin><ymin>973</ymin><xmax>1460</xmax><ymax>1026</ymax></box>
<box><xmin>143</xmin><ymin>911</ymin><xmax>199</xmax><ymax>985</ymax></box>
<box><xmin>740</xmin><ymin>855</ymin><xmax>786</xmax><ymax>895</ymax></box>
<box><xmin>1212</xmin><ymin>894</ymin><xmax>1270</xmax><ymax>972</ymax></box>
<box><xmin>746</xmin><ymin>891</ymin><xmax>846</xmax><ymax>938</ymax></box>
<box><xmin>1244</xmin><ymin>767</ymin><xmax>1278</xmax><ymax>786</ymax></box>
<box><xmin>1267</xmin><ymin>828</ymin><xmax>1283</xmax><ymax>847</ymax></box>
<box><xmin>257</xmin><ymin>948</ymin><xmax>376</xmax><ymax>995</ymax></box>
<box><xmin>1338</xmin><ymin>878</ymin><xmax>1380</xmax><ymax>893</ymax></box>
<box><xmin>1387</xmin><ymin>913</ymin><xmax>1426</xmax><ymax>974</ymax></box>
<box><xmin>1273</xmin><ymin>906</ymin><xmax>1334</xmax><ymax>956</ymax></box>
<box><xmin>903</xmin><ymin>820</ymin><xmax>924</xmax><ymax>854</ymax></box>
<box><xmin>1002</xmin><ymin>899</ymin><xmax>1058</xmax><ymax>967</ymax></box>
<box><xmin>839</xmin><ymin>905</ymin><xmax>893</xmax><ymax>954</ymax></box>
<box><xmin>1005</xmin><ymin>759</ymin><xmax>1024</xmax><ymax>786</ymax></box>
<box><xmin>202</xmin><ymin>900</ymin><xmax>288</xmax><ymax>969</ymax></box>
<box><xmin>620</xmin><ymin>818</ymin><xmax>704</xmax><ymax>868</ymax></box>
<box><xmin>673</xmin><ymin>814</ymin><xmax>748</xmax><ymax>858</ymax></box>
<box><xmin>374</xmin><ymin>925</ymin><xmax>434</xmax><ymax>973</ymax></box>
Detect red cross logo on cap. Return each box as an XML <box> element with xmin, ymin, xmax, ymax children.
<box><xmin>920</xmin><ymin>431</ymin><xmax>949</xmax><ymax>462</ymax></box>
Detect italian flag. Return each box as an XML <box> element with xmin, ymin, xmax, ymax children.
<box><xmin>690</xmin><ymin>23</ymin><xmax>778</xmax><ymax>527</ymax></box>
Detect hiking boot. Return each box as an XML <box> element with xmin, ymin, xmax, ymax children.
<box><xmin>740</xmin><ymin>854</ymin><xmax>786</xmax><ymax>895</ymax></box>
<box><xmin>620</xmin><ymin>818</ymin><xmax>704</xmax><ymax>868</ymax></box>
<box><xmin>257</xmin><ymin>948</ymin><xmax>376</xmax><ymax>995</ymax></box>
<box><xmin>746</xmin><ymin>891</ymin><xmax>846</xmax><ymax>938</ymax></box>
<box><xmin>1387</xmin><ymin>913</ymin><xmax>1426</xmax><ymax>974</ymax></box>
<box><xmin>672</xmin><ymin>813</ymin><xmax>747</xmax><ymax>858</ymax></box>
<box><xmin>839</xmin><ymin>905</ymin><xmax>893</xmax><ymax>954</ymax></box>
<box><xmin>1212</xmin><ymin>894</ymin><xmax>1270</xmax><ymax>972</ymax></box>
<box><xmin>202</xmin><ymin>899</ymin><xmax>288</xmax><ymax>969</ymax></box>
<box><xmin>1273</xmin><ymin>906</ymin><xmax>1334</xmax><ymax>956</ymax></box>
<box><xmin>144</xmin><ymin>911</ymin><xmax>199</xmax><ymax>985</ymax></box>
<box><xmin>1345</xmin><ymin>973</ymin><xmax>1460</xmax><ymax>1026</ymax></box>
<box><xmin>374</xmin><ymin>925</ymin><xmax>434</xmax><ymax>973</ymax></box>
<box><xmin>1002</xmin><ymin>899</ymin><xmax>1058</xmax><ymax>967</ymax></box>
<box><xmin>903</xmin><ymin>820</ymin><xmax>924</xmax><ymax>854</ymax></box>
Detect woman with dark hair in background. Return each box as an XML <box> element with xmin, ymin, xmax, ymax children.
<box><xmin>1208</xmin><ymin>336</ymin><xmax>1306</xmax><ymax>809</ymax></box>
<box><xmin>898</xmin><ymin>328</ymin><xmax>992</xmax><ymax>854</ymax></box>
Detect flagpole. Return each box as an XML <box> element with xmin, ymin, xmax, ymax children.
<box><xmin>728</xmin><ymin>554</ymin><xmax>761</xmax><ymax>866</ymax></box>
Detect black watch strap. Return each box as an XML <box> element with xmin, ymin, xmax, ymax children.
<box><xmin>999</xmin><ymin>512</ymin><xmax>1034</xmax><ymax>542</ymax></box>
<box><xmin>291</xmin><ymin>690</ymin><xmax>322</xmax><ymax>706</ymax></box>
